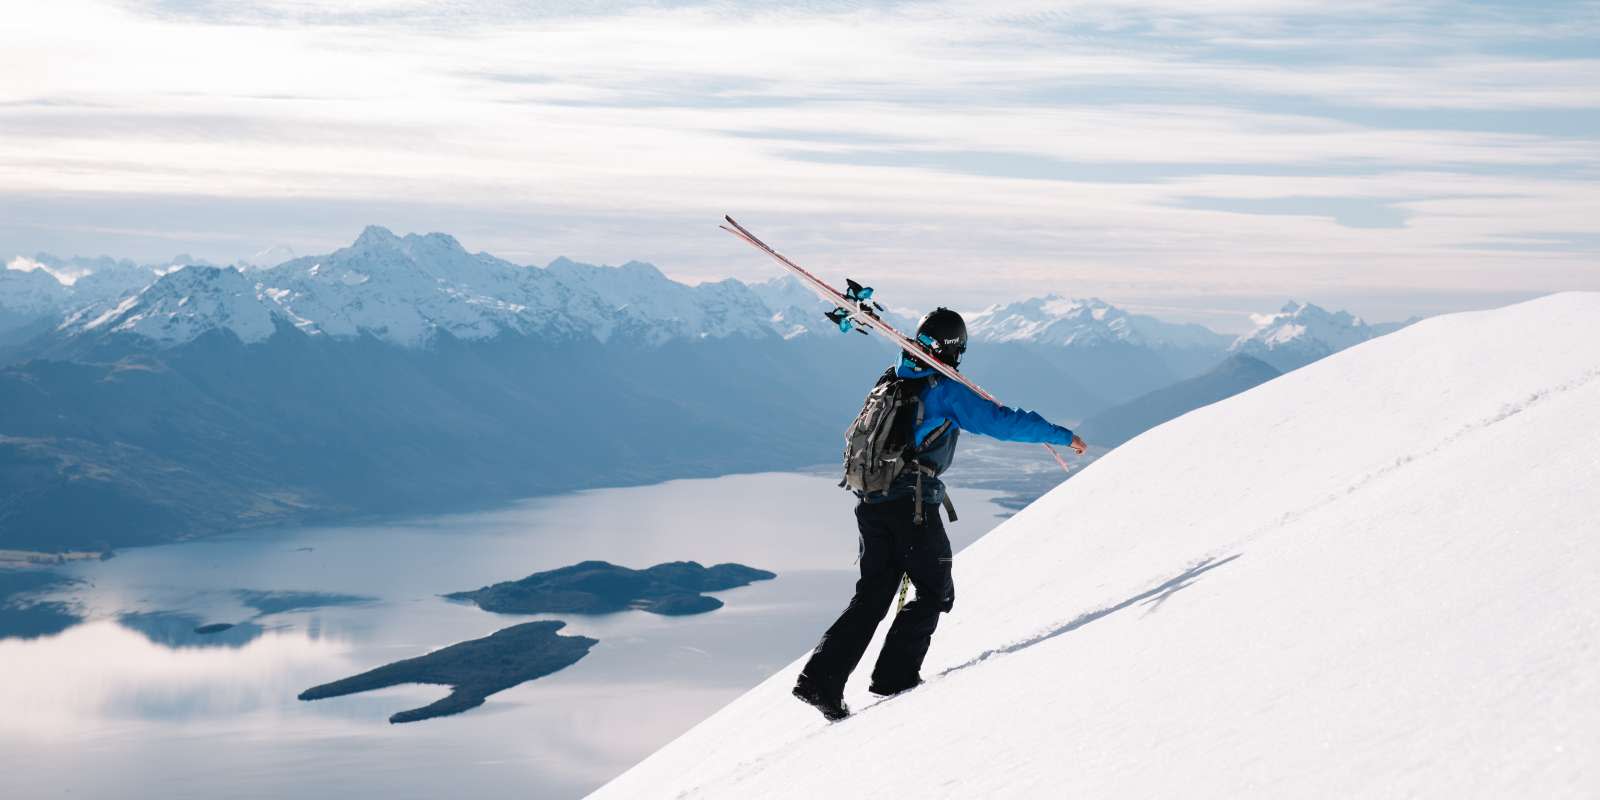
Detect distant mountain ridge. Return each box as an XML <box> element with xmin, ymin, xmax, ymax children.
<box><xmin>1230</xmin><ymin>300</ymin><xmax>1415</xmax><ymax>372</ymax></box>
<box><xmin>1</xmin><ymin>228</ymin><xmax>1421</xmax><ymax>550</ymax></box>
<box><xmin>967</xmin><ymin>295</ymin><xmax>1231</xmax><ymax>351</ymax></box>
<box><xmin>10</xmin><ymin>231</ymin><xmax>1411</xmax><ymax>362</ymax></box>
<box><xmin>48</xmin><ymin>227</ymin><xmax>780</xmax><ymax>351</ymax></box>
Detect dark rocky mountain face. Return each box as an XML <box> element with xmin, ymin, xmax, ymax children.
<box><xmin>0</xmin><ymin>323</ymin><xmax>884</xmax><ymax>550</ymax></box>
<box><xmin>0</xmin><ymin>310</ymin><xmax>1239</xmax><ymax>551</ymax></box>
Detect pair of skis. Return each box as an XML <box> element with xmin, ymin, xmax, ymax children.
<box><xmin>719</xmin><ymin>215</ymin><xmax>1072</xmax><ymax>473</ymax></box>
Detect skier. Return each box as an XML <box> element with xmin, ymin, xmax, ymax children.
<box><xmin>792</xmin><ymin>307</ymin><xmax>1087</xmax><ymax>721</ymax></box>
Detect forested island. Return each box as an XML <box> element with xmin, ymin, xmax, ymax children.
<box><xmin>299</xmin><ymin>560</ymin><xmax>774</xmax><ymax>723</ymax></box>
<box><xmin>298</xmin><ymin>621</ymin><xmax>597</xmax><ymax>723</ymax></box>
<box><xmin>446</xmin><ymin>560</ymin><xmax>777</xmax><ymax>616</ymax></box>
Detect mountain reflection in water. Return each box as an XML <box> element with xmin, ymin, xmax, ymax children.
<box><xmin>0</xmin><ymin>471</ymin><xmax>1016</xmax><ymax>799</ymax></box>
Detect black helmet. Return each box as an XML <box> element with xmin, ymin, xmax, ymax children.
<box><xmin>908</xmin><ymin>307</ymin><xmax>968</xmax><ymax>368</ymax></box>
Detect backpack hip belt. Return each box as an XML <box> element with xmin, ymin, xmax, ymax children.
<box><xmin>911</xmin><ymin>463</ymin><xmax>958</xmax><ymax>526</ymax></box>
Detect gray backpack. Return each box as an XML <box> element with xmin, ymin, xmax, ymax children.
<box><xmin>841</xmin><ymin>368</ymin><xmax>929</xmax><ymax>496</ymax></box>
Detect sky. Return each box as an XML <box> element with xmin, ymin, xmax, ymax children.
<box><xmin>2</xmin><ymin>0</ymin><xmax>1597</xmax><ymax>331</ymax></box>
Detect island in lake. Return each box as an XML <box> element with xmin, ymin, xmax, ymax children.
<box><xmin>445</xmin><ymin>560</ymin><xmax>777</xmax><ymax>616</ymax></box>
<box><xmin>298</xmin><ymin>620</ymin><xmax>597</xmax><ymax>723</ymax></box>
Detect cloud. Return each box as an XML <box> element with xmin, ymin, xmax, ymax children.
<box><xmin>7</xmin><ymin>255</ymin><xmax>85</xmax><ymax>285</ymax></box>
<box><xmin>0</xmin><ymin>0</ymin><xmax>1595</xmax><ymax>319</ymax></box>
<box><xmin>1173</xmin><ymin>196</ymin><xmax>1413</xmax><ymax>229</ymax></box>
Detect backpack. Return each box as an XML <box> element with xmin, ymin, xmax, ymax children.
<box><xmin>841</xmin><ymin>368</ymin><xmax>931</xmax><ymax>495</ymax></box>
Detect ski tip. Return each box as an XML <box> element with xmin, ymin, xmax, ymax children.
<box><xmin>724</xmin><ymin>214</ymin><xmax>737</xmax><ymax>225</ymax></box>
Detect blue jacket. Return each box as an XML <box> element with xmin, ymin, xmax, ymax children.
<box><xmin>864</xmin><ymin>358</ymin><xmax>1075</xmax><ymax>506</ymax></box>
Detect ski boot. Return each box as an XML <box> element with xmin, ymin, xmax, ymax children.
<box><xmin>792</xmin><ymin>682</ymin><xmax>850</xmax><ymax>721</ymax></box>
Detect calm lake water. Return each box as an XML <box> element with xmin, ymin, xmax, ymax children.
<box><xmin>1</xmin><ymin>471</ymin><xmax>1016</xmax><ymax>800</ymax></box>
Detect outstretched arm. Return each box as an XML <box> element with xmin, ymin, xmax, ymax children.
<box><xmin>934</xmin><ymin>380</ymin><xmax>1085</xmax><ymax>453</ymax></box>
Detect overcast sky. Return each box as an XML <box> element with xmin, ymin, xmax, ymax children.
<box><xmin>3</xmin><ymin>0</ymin><xmax>1596</xmax><ymax>330</ymax></box>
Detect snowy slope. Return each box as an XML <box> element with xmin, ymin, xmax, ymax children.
<box><xmin>594</xmin><ymin>293</ymin><xmax>1600</xmax><ymax>799</ymax></box>
<box><xmin>65</xmin><ymin>265</ymin><xmax>279</xmax><ymax>344</ymax></box>
<box><xmin>1231</xmin><ymin>300</ymin><xmax>1410</xmax><ymax>371</ymax></box>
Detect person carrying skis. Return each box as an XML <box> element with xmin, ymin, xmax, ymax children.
<box><xmin>793</xmin><ymin>307</ymin><xmax>1087</xmax><ymax>721</ymax></box>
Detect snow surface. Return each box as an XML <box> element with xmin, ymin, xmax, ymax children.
<box><xmin>593</xmin><ymin>293</ymin><xmax>1600</xmax><ymax>799</ymax></box>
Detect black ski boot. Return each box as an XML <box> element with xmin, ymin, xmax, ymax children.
<box><xmin>867</xmin><ymin>678</ymin><xmax>923</xmax><ymax>698</ymax></box>
<box><xmin>792</xmin><ymin>682</ymin><xmax>849</xmax><ymax>721</ymax></box>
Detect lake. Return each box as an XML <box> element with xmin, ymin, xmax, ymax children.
<box><xmin>0</xmin><ymin>471</ymin><xmax>1019</xmax><ymax>799</ymax></box>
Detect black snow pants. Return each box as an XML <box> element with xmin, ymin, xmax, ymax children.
<box><xmin>797</xmin><ymin>495</ymin><xmax>955</xmax><ymax>701</ymax></box>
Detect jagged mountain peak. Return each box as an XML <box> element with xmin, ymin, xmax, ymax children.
<box><xmin>240</xmin><ymin>244</ymin><xmax>298</xmax><ymax>269</ymax></box>
<box><xmin>1233</xmin><ymin>299</ymin><xmax>1408</xmax><ymax>372</ymax></box>
<box><xmin>619</xmin><ymin>260</ymin><xmax>667</xmax><ymax>278</ymax></box>
<box><xmin>546</xmin><ymin>257</ymin><xmax>666</xmax><ymax>280</ymax></box>
<box><xmin>1272</xmin><ymin>299</ymin><xmax>1360</xmax><ymax>325</ymax></box>
<box><xmin>334</xmin><ymin>226</ymin><xmax>475</xmax><ymax>265</ymax></box>
<box><xmin>352</xmin><ymin>224</ymin><xmax>402</xmax><ymax>249</ymax></box>
<box><xmin>61</xmin><ymin>263</ymin><xmax>278</xmax><ymax>345</ymax></box>
<box><xmin>968</xmin><ymin>294</ymin><xmax>1228</xmax><ymax>351</ymax></box>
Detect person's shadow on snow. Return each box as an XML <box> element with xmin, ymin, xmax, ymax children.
<box><xmin>940</xmin><ymin>554</ymin><xmax>1242</xmax><ymax>677</ymax></box>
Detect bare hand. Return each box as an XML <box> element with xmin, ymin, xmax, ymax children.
<box><xmin>1070</xmin><ymin>435</ymin><xmax>1087</xmax><ymax>455</ymax></box>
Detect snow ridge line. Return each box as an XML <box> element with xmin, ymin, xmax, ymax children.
<box><xmin>937</xmin><ymin>554</ymin><xmax>1243</xmax><ymax>679</ymax></box>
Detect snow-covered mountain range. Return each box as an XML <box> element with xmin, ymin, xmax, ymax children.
<box><xmin>47</xmin><ymin>227</ymin><xmax>779</xmax><ymax>349</ymax></box>
<box><xmin>593</xmin><ymin>292</ymin><xmax>1600</xmax><ymax>798</ymax></box>
<box><xmin>0</xmin><ymin>227</ymin><xmax>1424</xmax><ymax>550</ymax></box>
<box><xmin>967</xmin><ymin>295</ymin><xmax>1230</xmax><ymax>351</ymax></box>
<box><xmin>7</xmin><ymin>228</ymin><xmax>1409</xmax><ymax>366</ymax></box>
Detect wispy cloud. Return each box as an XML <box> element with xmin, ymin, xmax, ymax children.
<box><xmin>1</xmin><ymin>0</ymin><xmax>1595</xmax><ymax>325</ymax></box>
